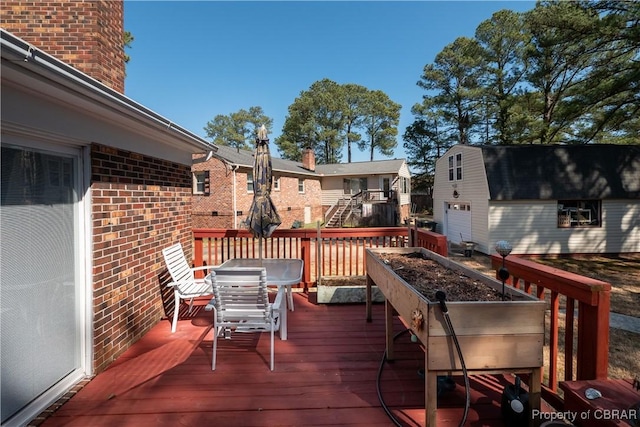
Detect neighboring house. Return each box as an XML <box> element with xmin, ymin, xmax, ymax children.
<box><xmin>192</xmin><ymin>147</ymin><xmax>412</xmax><ymax>229</ymax></box>
<box><xmin>192</xmin><ymin>145</ymin><xmax>323</xmax><ymax>229</ymax></box>
<box><xmin>432</xmin><ymin>144</ymin><xmax>640</xmax><ymax>255</ymax></box>
<box><xmin>315</xmin><ymin>158</ymin><xmax>412</xmax><ymax>227</ymax></box>
<box><xmin>1</xmin><ymin>3</ymin><xmax>213</xmax><ymax>425</ymax></box>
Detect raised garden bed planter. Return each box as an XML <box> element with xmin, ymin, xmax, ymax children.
<box><xmin>365</xmin><ymin>247</ymin><xmax>546</xmax><ymax>427</ymax></box>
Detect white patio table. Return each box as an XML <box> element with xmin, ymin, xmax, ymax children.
<box><xmin>210</xmin><ymin>258</ymin><xmax>303</xmax><ymax>340</ymax></box>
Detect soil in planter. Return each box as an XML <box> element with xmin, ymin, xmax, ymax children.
<box><xmin>380</xmin><ymin>252</ymin><xmax>510</xmax><ymax>302</ymax></box>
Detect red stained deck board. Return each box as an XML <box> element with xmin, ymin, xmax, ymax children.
<box><xmin>37</xmin><ymin>293</ymin><xmax>526</xmax><ymax>427</ymax></box>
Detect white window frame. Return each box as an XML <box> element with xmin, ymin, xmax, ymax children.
<box><xmin>401</xmin><ymin>177</ymin><xmax>410</xmax><ymax>194</ymax></box>
<box><xmin>298</xmin><ymin>178</ymin><xmax>305</xmax><ymax>193</ymax></box>
<box><xmin>448</xmin><ymin>153</ymin><xmax>463</xmax><ymax>181</ymax></box>
<box><xmin>557</xmin><ymin>200</ymin><xmax>601</xmax><ymax>228</ymax></box>
<box><xmin>272</xmin><ymin>176</ymin><xmax>280</xmax><ymax>191</ymax></box>
<box><xmin>247</xmin><ymin>172</ymin><xmax>254</xmax><ymax>193</ymax></box>
<box><xmin>193</xmin><ymin>171</ymin><xmax>207</xmax><ymax>194</ymax></box>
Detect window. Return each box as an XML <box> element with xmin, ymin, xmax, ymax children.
<box><xmin>343</xmin><ymin>178</ymin><xmax>367</xmax><ymax>195</ymax></box>
<box><xmin>272</xmin><ymin>176</ymin><xmax>280</xmax><ymax>191</ymax></box>
<box><xmin>193</xmin><ymin>171</ymin><xmax>209</xmax><ymax>195</ymax></box>
<box><xmin>448</xmin><ymin>153</ymin><xmax>463</xmax><ymax>181</ymax></box>
<box><xmin>447</xmin><ymin>202</ymin><xmax>470</xmax><ymax>211</ymax></box>
<box><xmin>247</xmin><ymin>172</ymin><xmax>254</xmax><ymax>193</ymax></box>
<box><xmin>298</xmin><ymin>178</ymin><xmax>305</xmax><ymax>193</ymax></box>
<box><xmin>401</xmin><ymin>177</ymin><xmax>410</xmax><ymax>194</ymax></box>
<box><xmin>557</xmin><ymin>200</ymin><xmax>600</xmax><ymax>228</ymax></box>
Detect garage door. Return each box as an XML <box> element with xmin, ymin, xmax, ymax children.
<box><xmin>446</xmin><ymin>202</ymin><xmax>472</xmax><ymax>244</ymax></box>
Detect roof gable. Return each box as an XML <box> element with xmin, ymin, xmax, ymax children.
<box><xmin>480</xmin><ymin>145</ymin><xmax>640</xmax><ymax>200</ymax></box>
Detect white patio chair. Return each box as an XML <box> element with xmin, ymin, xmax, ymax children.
<box><xmin>162</xmin><ymin>243</ymin><xmax>214</xmax><ymax>333</ymax></box>
<box><xmin>207</xmin><ymin>267</ymin><xmax>284</xmax><ymax>371</ymax></box>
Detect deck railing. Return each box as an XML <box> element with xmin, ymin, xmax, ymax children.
<box><xmin>491</xmin><ymin>255</ymin><xmax>611</xmax><ymax>409</ymax></box>
<box><xmin>193</xmin><ymin>227</ymin><xmax>447</xmax><ymax>289</ymax></box>
<box><xmin>192</xmin><ymin>226</ymin><xmax>610</xmax><ymax>409</ymax></box>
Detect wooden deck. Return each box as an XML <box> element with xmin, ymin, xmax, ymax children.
<box><xmin>35</xmin><ymin>293</ymin><xmax>537</xmax><ymax>426</ymax></box>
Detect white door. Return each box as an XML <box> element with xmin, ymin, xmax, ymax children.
<box><xmin>304</xmin><ymin>206</ymin><xmax>311</xmax><ymax>224</ymax></box>
<box><xmin>445</xmin><ymin>202</ymin><xmax>472</xmax><ymax>244</ymax></box>
<box><xmin>1</xmin><ymin>143</ymin><xmax>87</xmax><ymax>426</ymax></box>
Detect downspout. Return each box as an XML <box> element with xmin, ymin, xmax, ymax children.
<box><xmin>232</xmin><ymin>165</ymin><xmax>238</xmax><ymax>229</ymax></box>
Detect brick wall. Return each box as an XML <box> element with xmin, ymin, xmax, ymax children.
<box><xmin>91</xmin><ymin>143</ymin><xmax>192</xmax><ymax>373</ymax></box>
<box><xmin>192</xmin><ymin>155</ymin><xmax>324</xmax><ymax>229</ymax></box>
<box><xmin>192</xmin><ymin>154</ymin><xmax>235</xmax><ymax>228</ymax></box>
<box><xmin>1</xmin><ymin>0</ymin><xmax>126</xmax><ymax>93</ymax></box>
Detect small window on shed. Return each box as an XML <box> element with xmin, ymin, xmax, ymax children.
<box><xmin>557</xmin><ymin>200</ymin><xmax>601</xmax><ymax>228</ymax></box>
<box><xmin>448</xmin><ymin>153</ymin><xmax>463</xmax><ymax>181</ymax></box>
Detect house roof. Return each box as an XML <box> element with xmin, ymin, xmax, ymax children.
<box><xmin>1</xmin><ymin>29</ymin><xmax>213</xmax><ymax>157</ymax></box>
<box><xmin>212</xmin><ymin>145</ymin><xmax>319</xmax><ymax>177</ymax></box>
<box><xmin>315</xmin><ymin>159</ymin><xmax>406</xmax><ymax>176</ymax></box>
<box><xmin>481</xmin><ymin>144</ymin><xmax>640</xmax><ymax>200</ymax></box>
<box><xmin>213</xmin><ymin>144</ymin><xmax>408</xmax><ymax>178</ymax></box>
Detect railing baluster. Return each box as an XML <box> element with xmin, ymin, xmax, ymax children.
<box><xmin>549</xmin><ymin>290</ymin><xmax>560</xmax><ymax>392</ymax></box>
<box><xmin>565</xmin><ymin>297</ymin><xmax>575</xmax><ymax>381</ymax></box>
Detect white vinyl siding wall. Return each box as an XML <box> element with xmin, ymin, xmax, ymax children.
<box><xmin>433</xmin><ymin>146</ymin><xmax>490</xmax><ymax>244</ymax></box>
<box><xmin>434</xmin><ymin>145</ymin><xmax>639</xmax><ymax>255</ymax></box>
<box><xmin>488</xmin><ymin>200</ymin><xmax>640</xmax><ymax>254</ymax></box>
<box><xmin>397</xmin><ymin>162</ymin><xmax>412</xmax><ymax>206</ymax></box>
<box><xmin>320</xmin><ymin>176</ymin><xmax>346</xmax><ymax>206</ymax></box>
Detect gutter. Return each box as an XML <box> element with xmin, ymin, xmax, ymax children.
<box><xmin>1</xmin><ymin>29</ymin><xmax>213</xmax><ymax>152</ymax></box>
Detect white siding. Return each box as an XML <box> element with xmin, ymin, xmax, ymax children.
<box><xmin>488</xmin><ymin>200</ymin><xmax>640</xmax><ymax>255</ymax></box>
<box><xmin>320</xmin><ymin>177</ymin><xmax>344</xmax><ymax>206</ymax></box>
<box><xmin>434</xmin><ymin>146</ymin><xmax>639</xmax><ymax>255</ymax></box>
<box><xmin>397</xmin><ymin>162</ymin><xmax>411</xmax><ymax>206</ymax></box>
<box><xmin>433</xmin><ymin>146</ymin><xmax>490</xmax><ymax>247</ymax></box>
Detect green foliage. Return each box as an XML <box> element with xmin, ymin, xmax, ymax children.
<box><xmin>276</xmin><ymin>79</ymin><xmax>401</xmax><ymax>163</ymax></box>
<box><xmin>475</xmin><ymin>9</ymin><xmax>529</xmax><ymax>145</ymax></box>
<box><xmin>124</xmin><ymin>31</ymin><xmax>133</xmax><ymax>64</ymax></box>
<box><xmin>402</xmin><ymin>106</ymin><xmax>453</xmax><ymax>177</ymax></box>
<box><xmin>410</xmin><ymin>0</ymin><xmax>639</xmax><ymax>146</ymax></box>
<box><xmin>204</xmin><ymin>106</ymin><xmax>273</xmax><ymax>150</ymax></box>
<box><xmin>358</xmin><ymin>90</ymin><xmax>401</xmax><ymax>161</ymax></box>
<box><xmin>417</xmin><ymin>37</ymin><xmax>485</xmax><ymax>145</ymax></box>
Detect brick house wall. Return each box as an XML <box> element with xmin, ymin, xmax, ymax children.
<box><xmin>192</xmin><ymin>154</ymin><xmax>235</xmax><ymax>228</ymax></box>
<box><xmin>91</xmin><ymin>143</ymin><xmax>193</xmax><ymax>372</ymax></box>
<box><xmin>192</xmin><ymin>154</ymin><xmax>323</xmax><ymax>229</ymax></box>
<box><xmin>1</xmin><ymin>0</ymin><xmax>126</xmax><ymax>93</ymax></box>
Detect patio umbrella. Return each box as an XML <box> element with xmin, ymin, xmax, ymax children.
<box><xmin>247</xmin><ymin>125</ymin><xmax>281</xmax><ymax>258</ymax></box>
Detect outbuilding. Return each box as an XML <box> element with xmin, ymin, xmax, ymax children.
<box><xmin>432</xmin><ymin>144</ymin><xmax>640</xmax><ymax>255</ymax></box>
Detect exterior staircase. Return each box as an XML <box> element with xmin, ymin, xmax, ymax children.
<box><xmin>325</xmin><ymin>195</ymin><xmax>361</xmax><ymax>228</ymax></box>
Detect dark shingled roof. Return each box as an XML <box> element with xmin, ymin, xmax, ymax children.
<box><xmin>481</xmin><ymin>144</ymin><xmax>640</xmax><ymax>200</ymax></box>
<box><xmin>213</xmin><ymin>144</ymin><xmax>408</xmax><ymax>178</ymax></box>
<box><xmin>314</xmin><ymin>159</ymin><xmax>406</xmax><ymax>176</ymax></box>
<box><xmin>213</xmin><ymin>145</ymin><xmax>318</xmax><ymax>177</ymax></box>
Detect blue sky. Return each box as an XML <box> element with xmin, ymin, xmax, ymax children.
<box><xmin>124</xmin><ymin>1</ymin><xmax>535</xmax><ymax>163</ymax></box>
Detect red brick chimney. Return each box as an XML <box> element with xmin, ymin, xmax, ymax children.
<box><xmin>302</xmin><ymin>148</ymin><xmax>315</xmax><ymax>171</ymax></box>
<box><xmin>1</xmin><ymin>0</ymin><xmax>126</xmax><ymax>93</ymax></box>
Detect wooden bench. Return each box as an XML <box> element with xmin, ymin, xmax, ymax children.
<box><xmin>559</xmin><ymin>379</ymin><xmax>639</xmax><ymax>427</ymax></box>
